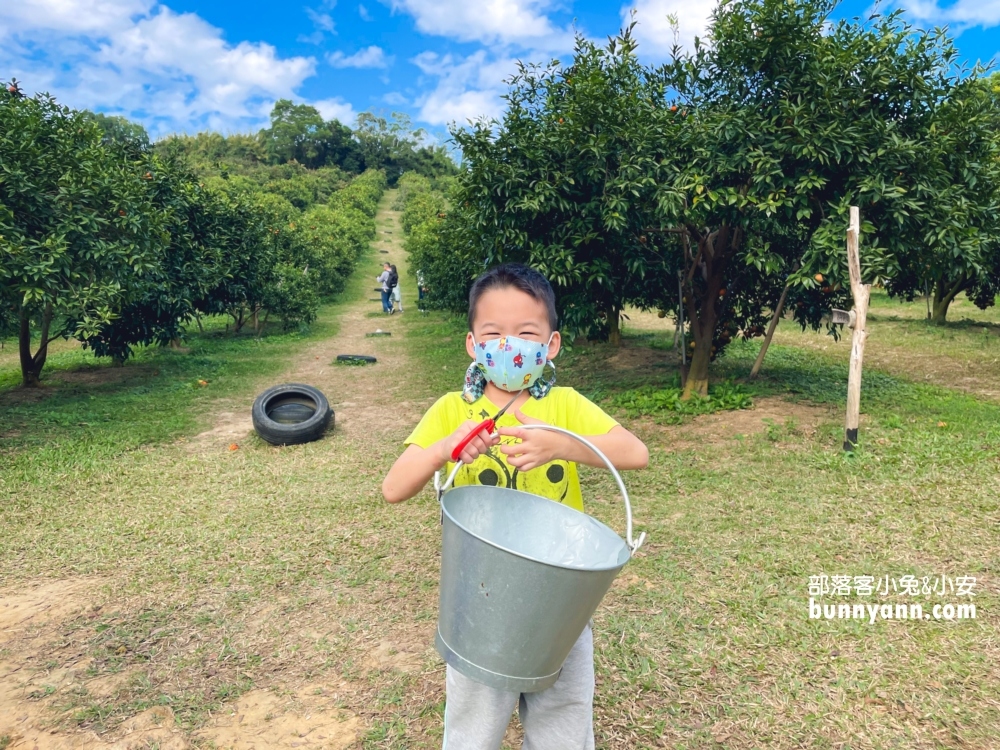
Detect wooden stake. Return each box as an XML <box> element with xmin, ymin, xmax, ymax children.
<box><xmin>844</xmin><ymin>206</ymin><xmax>870</xmax><ymax>451</ymax></box>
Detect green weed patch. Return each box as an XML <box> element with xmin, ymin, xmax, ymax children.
<box><xmin>609</xmin><ymin>381</ymin><xmax>753</xmax><ymax>422</ymax></box>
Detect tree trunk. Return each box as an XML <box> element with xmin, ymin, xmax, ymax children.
<box><xmin>683</xmin><ymin>295</ymin><xmax>717</xmax><ymax>399</ymax></box>
<box><xmin>682</xmin><ymin>286</ymin><xmax>719</xmax><ymax>399</ymax></box>
<box><xmin>930</xmin><ymin>298</ymin><xmax>950</xmax><ymax>325</ymax></box>
<box><xmin>684</xmin><ymin>337</ymin><xmax>711</xmax><ymax>398</ymax></box>
<box><xmin>18</xmin><ymin>304</ymin><xmax>53</xmax><ymax>387</ymax></box>
<box><xmin>749</xmin><ymin>282</ymin><xmax>792</xmax><ymax>380</ymax></box>
<box><xmin>931</xmin><ymin>275</ymin><xmax>966</xmax><ymax>325</ymax></box>
<box><xmin>681</xmin><ymin>228</ymin><xmax>732</xmax><ymax>399</ymax></box>
<box><xmin>257</xmin><ymin>311</ymin><xmax>270</xmax><ymax>338</ymax></box>
<box><xmin>608</xmin><ymin>304</ymin><xmax>621</xmax><ymax>347</ymax></box>
<box><xmin>18</xmin><ymin>309</ymin><xmax>37</xmax><ymax>387</ymax></box>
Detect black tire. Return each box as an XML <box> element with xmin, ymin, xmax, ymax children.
<box><xmin>336</xmin><ymin>354</ymin><xmax>377</xmax><ymax>363</ymax></box>
<box><xmin>252</xmin><ymin>383</ymin><xmax>333</xmax><ymax>446</ymax></box>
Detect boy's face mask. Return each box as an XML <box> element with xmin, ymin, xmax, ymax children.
<box><xmin>474</xmin><ymin>333</ymin><xmax>554</xmax><ymax>392</ymax></box>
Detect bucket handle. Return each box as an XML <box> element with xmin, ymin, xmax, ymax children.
<box><xmin>434</xmin><ymin>424</ymin><xmax>646</xmax><ymax>554</ymax></box>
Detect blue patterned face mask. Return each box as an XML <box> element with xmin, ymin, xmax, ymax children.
<box><xmin>462</xmin><ymin>333</ymin><xmax>556</xmax><ymax>403</ymax></box>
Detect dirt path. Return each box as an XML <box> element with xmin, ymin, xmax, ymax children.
<box><xmin>0</xmin><ymin>191</ymin><xmax>443</xmax><ymax>750</ymax></box>
<box><xmin>189</xmin><ymin>192</ymin><xmax>429</xmax><ymax>452</ymax></box>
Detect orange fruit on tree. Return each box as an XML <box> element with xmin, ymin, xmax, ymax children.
<box><xmin>814</xmin><ymin>273</ymin><xmax>824</xmax><ymax>282</ymax></box>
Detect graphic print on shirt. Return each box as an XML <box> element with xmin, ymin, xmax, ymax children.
<box><xmin>454</xmin><ymin>405</ymin><xmax>570</xmax><ymax>502</ymax></box>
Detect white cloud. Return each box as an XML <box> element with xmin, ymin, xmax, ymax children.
<box><xmin>306</xmin><ymin>7</ymin><xmax>336</xmax><ymax>32</ymax></box>
<box><xmin>0</xmin><ymin>0</ymin><xmax>153</xmax><ymax>36</ymax></box>
<box><xmin>0</xmin><ymin>1</ymin><xmax>328</xmax><ymax>136</ymax></box>
<box><xmin>412</xmin><ymin>50</ymin><xmax>520</xmax><ymax>126</ymax></box>
<box><xmin>298</xmin><ymin>6</ymin><xmax>336</xmax><ymax>44</ymax></box>
<box><xmin>328</xmin><ymin>45</ymin><xmax>391</xmax><ymax>68</ymax></box>
<box><xmin>313</xmin><ymin>96</ymin><xmax>358</xmax><ymax>125</ymax></box>
<box><xmin>382</xmin><ymin>91</ymin><xmax>408</xmax><ymax>105</ymax></box>
<box><xmin>901</xmin><ymin>0</ymin><xmax>1000</xmax><ymax>28</ymax></box>
<box><xmin>359</xmin><ymin>3</ymin><xmax>372</xmax><ymax>21</ymax></box>
<box><xmin>621</xmin><ymin>0</ymin><xmax>718</xmax><ymax>57</ymax></box>
<box><xmin>386</xmin><ymin>0</ymin><xmax>573</xmax><ymax>49</ymax></box>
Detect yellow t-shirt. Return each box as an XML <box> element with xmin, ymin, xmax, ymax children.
<box><xmin>404</xmin><ymin>386</ymin><xmax>619</xmax><ymax>511</ymax></box>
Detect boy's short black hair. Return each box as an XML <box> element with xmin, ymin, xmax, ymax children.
<box><xmin>468</xmin><ymin>263</ymin><xmax>558</xmax><ymax>331</ymax></box>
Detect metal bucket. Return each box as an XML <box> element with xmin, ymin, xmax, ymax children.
<box><xmin>434</xmin><ymin>425</ymin><xmax>646</xmax><ymax>693</ymax></box>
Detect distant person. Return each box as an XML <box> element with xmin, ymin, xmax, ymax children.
<box><xmin>416</xmin><ymin>268</ymin><xmax>428</xmax><ymax>311</ymax></box>
<box><xmin>376</xmin><ymin>262</ymin><xmax>393</xmax><ymax>314</ymax></box>
<box><xmin>389</xmin><ymin>264</ymin><xmax>402</xmax><ymax>313</ymax></box>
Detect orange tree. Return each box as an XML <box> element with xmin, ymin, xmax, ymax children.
<box><xmin>449</xmin><ymin>30</ymin><xmax>665</xmax><ymax>344</ymax></box>
<box><xmin>75</xmin><ymin>164</ymin><xmax>279</xmax><ymax>358</ymax></box>
<box><xmin>443</xmin><ymin>0</ymin><xmax>999</xmax><ymax>397</ymax></box>
<box><xmin>881</xmin><ymin>72</ymin><xmax>1000</xmax><ymax>323</ymax></box>
<box><xmin>0</xmin><ymin>86</ymin><xmax>161</xmax><ymax>386</ymax></box>
<box><xmin>648</xmin><ymin>0</ymin><xmax>999</xmax><ymax>395</ymax></box>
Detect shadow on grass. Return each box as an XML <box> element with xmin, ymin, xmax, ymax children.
<box><xmin>403</xmin><ymin>310</ymin><xmax>1000</xmax><ymax>446</ymax></box>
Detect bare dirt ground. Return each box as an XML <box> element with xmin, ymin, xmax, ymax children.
<box><xmin>634</xmin><ymin>396</ymin><xmax>835</xmax><ymax>452</ymax></box>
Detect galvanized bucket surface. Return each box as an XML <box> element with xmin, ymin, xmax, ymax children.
<box><xmin>434</xmin><ymin>424</ymin><xmax>645</xmax><ymax>693</ymax></box>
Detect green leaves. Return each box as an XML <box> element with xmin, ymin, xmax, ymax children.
<box><xmin>446</xmin><ymin>27</ymin><xmax>667</xmax><ymax>341</ymax></box>
<box><xmin>0</xmin><ymin>91</ymin><xmax>162</xmax><ymax>367</ymax></box>
<box><xmin>609</xmin><ymin>381</ymin><xmax>753</xmax><ymax>422</ymax></box>
<box><xmin>1</xmin><ymin>84</ymin><xmax>388</xmax><ymax>376</ymax></box>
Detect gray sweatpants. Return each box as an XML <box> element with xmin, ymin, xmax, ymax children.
<box><xmin>442</xmin><ymin>624</ymin><xmax>595</xmax><ymax>750</ymax></box>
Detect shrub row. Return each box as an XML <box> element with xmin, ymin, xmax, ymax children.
<box><xmin>0</xmin><ymin>87</ymin><xmax>385</xmax><ymax>385</ymax></box>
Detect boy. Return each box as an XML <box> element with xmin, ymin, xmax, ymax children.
<box><xmin>382</xmin><ymin>263</ymin><xmax>648</xmax><ymax>749</ymax></box>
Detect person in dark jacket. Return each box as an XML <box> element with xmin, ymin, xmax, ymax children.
<box><xmin>389</xmin><ymin>264</ymin><xmax>402</xmax><ymax>313</ymax></box>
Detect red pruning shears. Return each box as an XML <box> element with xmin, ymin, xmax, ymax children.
<box><xmin>450</xmin><ymin>392</ymin><xmax>519</xmax><ymax>462</ymax></box>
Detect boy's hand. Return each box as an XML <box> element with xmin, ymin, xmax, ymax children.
<box><xmin>442</xmin><ymin>420</ymin><xmax>500</xmax><ymax>466</ymax></box>
<box><xmin>497</xmin><ymin>410</ymin><xmax>571</xmax><ymax>472</ymax></box>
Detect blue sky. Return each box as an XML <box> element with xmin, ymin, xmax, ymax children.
<box><xmin>1</xmin><ymin>0</ymin><xmax>997</xmax><ymax>143</ymax></box>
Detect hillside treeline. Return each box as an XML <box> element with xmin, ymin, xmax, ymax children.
<box><xmin>156</xmin><ymin>101</ymin><xmax>456</xmax><ymax>188</ymax></box>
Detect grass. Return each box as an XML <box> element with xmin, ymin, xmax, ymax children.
<box><xmin>402</xmin><ymin>295</ymin><xmax>1000</xmax><ymax>749</ymax></box>
<box><xmin>0</xmin><ymin>262</ymin><xmax>380</xmax><ymax>487</ymax></box>
<box><xmin>2</xmin><ymin>201</ymin><xmax>999</xmax><ymax>749</ymax></box>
